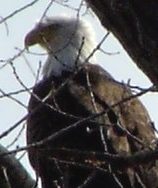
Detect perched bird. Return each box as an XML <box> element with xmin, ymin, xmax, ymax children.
<box><xmin>25</xmin><ymin>15</ymin><xmax>158</xmax><ymax>188</ymax></box>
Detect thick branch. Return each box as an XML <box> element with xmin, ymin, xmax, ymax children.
<box><xmin>86</xmin><ymin>0</ymin><xmax>158</xmax><ymax>85</ymax></box>
<box><xmin>46</xmin><ymin>147</ymin><xmax>158</xmax><ymax>170</ymax></box>
<box><xmin>0</xmin><ymin>144</ymin><xmax>36</xmax><ymax>188</ymax></box>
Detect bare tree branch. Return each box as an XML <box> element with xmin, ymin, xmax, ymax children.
<box><xmin>0</xmin><ymin>0</ymin><xmax>39</xmax><ymax>24</ymax></box>
<box><xmin>0</xmin><ymin>144</ymin><xmax>36</xmax><ymax>188</ymax></box>
<box><xmin>86</xmin><ymin>0</ymin><xmax>158</xmax><ymax>86</ymax></box>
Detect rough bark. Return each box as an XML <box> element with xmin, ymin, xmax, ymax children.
<box><xmin>0</xmin><ymin>144</ymin><xmax>36</xmax><ymax>188</ymax></box>
<box><xmin>86</xmin><ymin>0</ymin><xmax>158</xmax><ymax>86</ymax></box>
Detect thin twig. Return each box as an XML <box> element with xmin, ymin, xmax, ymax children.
<box><xmin>0</xmin><ymin>0</ymin><xmax>39</xmax><ymax>24</ymax></box>
<box><xmin>0</xmin><ymin>87</ymin><xmax>32</xmax><ymax>99</ymax></box>
<box><xmin>0</xmin><ymin>88</ymin><xmax>27</xmax><ymax>108</ymax></box>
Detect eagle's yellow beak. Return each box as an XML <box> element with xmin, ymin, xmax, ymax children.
<box><xmin>24</xmin><ymin>29</ymin><xmax>39</xmax><ymax>50</ymax></box>
<box><xmin>24</xmin><ymin>23</ymin><xmax>57</xmax><ymax>51</ymax></box>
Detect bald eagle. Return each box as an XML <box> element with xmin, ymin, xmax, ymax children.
<box><xmin>25</xmin><ymin>15</ymin><xmax>158</xmax><ymax>188</ymax></box>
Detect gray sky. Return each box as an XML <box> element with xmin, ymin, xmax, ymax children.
<box><xmin>0</xmin><ymin>0</ymin><xmax>158</xmax><ymax>180</ymax></box>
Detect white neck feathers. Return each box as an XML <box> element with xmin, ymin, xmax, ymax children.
<box><xmin>42</xmin><ymin>17</ymin><xmax>96</xmax><ymax>78</ymax></box>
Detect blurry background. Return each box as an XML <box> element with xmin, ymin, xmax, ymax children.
<box><xmin>0</xmin><ymin>0</ymin><xmax>158</xmax><ymax>179</ymax></box>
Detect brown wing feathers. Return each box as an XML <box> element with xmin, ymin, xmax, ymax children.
<box><xmin>27</xmin><ymin>64</ymin><xmax>158</xmax><ymax>188</ymax></box>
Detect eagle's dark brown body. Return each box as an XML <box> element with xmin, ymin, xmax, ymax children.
<box><xmin>27</xmin><ymin>64</ymin><xmax>158</xmax><ymax>188</ymax></box>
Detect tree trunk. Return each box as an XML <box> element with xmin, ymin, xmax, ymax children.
<box><xmin>86</xmin><ymin>0</ymin><xmax>158</xmax><ymax>86</ymax></box>
<box><xmin>0</xmin><ymin>145</ymin><xmax>36</xmax><ymax>188</ymax></box>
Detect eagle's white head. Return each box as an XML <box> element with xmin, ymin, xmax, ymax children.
<box><xmin>25</xmin><ymin>15</ymin><xmax>96</xmax><ymax>78</ymax></box>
